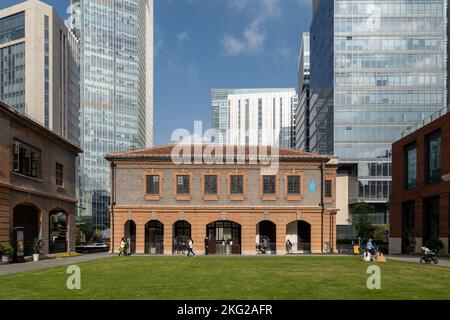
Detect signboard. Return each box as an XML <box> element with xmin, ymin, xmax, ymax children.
<box><xmin>13</xmin><ymin>227</ymin><xmax>25</xmax><ymax>263</ymax></box>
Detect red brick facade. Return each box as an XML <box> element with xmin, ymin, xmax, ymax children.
<box><xmin>390</xmin><ymin>111</ymin><xmax>450</xmax><ymax>254</ymax></box>
<box><xmin>107</xmin><ymin>145</ymin><xmax>338</xmax><ymax>255</ymax></box>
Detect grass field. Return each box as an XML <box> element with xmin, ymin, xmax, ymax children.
<box><xmin>0</xmin><ymin>256</ymin><xmax>449</xmax><ymax>300</ymax></box>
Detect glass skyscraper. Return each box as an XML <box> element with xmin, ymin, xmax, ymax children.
<box><xmin>295</xmin><ymin>32</ymin><xmax>311</xmax><ymax>152</ymax></box>
<box><xmin>69</xmin><ymin>0</ymin><xmax>153</xmax><ymax>233</ymax></box>
<box><xmin>0</xmin><ymin>0</ymin><xmax>80</xmax><ymax>143</ymax></box>
<box><xmin>309</xmin><ymin>0</ymin><xmax>447</xmax><ymax>216</ymax></box>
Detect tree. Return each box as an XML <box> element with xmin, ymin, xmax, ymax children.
<box><xmin>351</xmin><ymin>203</ymin><xmax>376</xmax><ymax>240</ymax></box>
<box><xmin>76</xmin><ymin>217</ymin><xmax>94</xmax><ymax>244</ymax></box>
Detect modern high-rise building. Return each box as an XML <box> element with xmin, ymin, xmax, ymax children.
<box><xmin>211</xmin><ymin>88</ymin><xmax>297</xmax><ymax>149</ymax></box>
<box><xmin>0</xmin><ymin>0</ymin><xmax>80</xmax><ymax>143</ymax></box>
<box><xmin>295</xmin><ymin>32</ymin><xmax>311</xmax><ymax>152</ymax></box>
<box><xmin>69</xmin><ymin>0</ymin><xmax>153</xmax><ymax>232</ymax></box>
<box><xmin>309</xmin><ymin>0</ymin><xmax>448</xmax><ymax>224</ymax></box>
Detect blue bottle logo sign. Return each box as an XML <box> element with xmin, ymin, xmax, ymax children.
<box><xmin>309</xmin><ymin>180</ymin><xmax>316</xmax><ymax>193</ymax></box>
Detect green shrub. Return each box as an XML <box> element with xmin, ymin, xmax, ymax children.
<box><xmin>0</xmin><ymin>244</ymin><xmax>14</xmax><ymax>257</ymax></box>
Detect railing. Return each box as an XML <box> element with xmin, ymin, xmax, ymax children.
<box><xmin>145</xmin><ymin>242</ymin><xmax>164</xmax><ymax>255</ymax></box>
<box><xmin>337</xmin><ymin>245</ymin><xmax>355</xmax><ymax>255</ymax></box>
<box><xmin>401</xmin><ymin>106</ymin><xmax>449</xmax><ymax>138</ymax></box>
<box><xmin>172</xmin><ymin>243</ymin><xmax>188</xmax><ymax>255</ymax></box>
<box><xmin>286</xmin><ymin>242</ymin><xmax>311</xmax><ymax>254</ymax></box>
<box><xmin>49</xmin><ymin>241</ymin><xmax>68</xmax><ymax>253</ymax></box>
<box><xmin>208</xmin><ymin>243</ymin><xmax>241</xmax><ymax>255</ymax></box>
<box><xmin>256</xmin><ymin>243</ymin><xmax>276</xmax><ymax>255</ymax></box>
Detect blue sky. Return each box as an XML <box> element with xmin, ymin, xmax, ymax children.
<box><xmin>1</xmin><ymin>0</ymin><xmax>312</xmax><ymax>146</ymax></box>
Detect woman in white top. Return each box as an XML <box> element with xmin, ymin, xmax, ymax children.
<box><xmin>119</xmin><ymin>237</ymin><xmax>126</xmax><ymax>256</ymax></box>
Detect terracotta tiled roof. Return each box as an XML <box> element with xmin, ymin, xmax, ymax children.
<box><xmin>105</xmin><ymin>144</ymin><xmax>332</xmax><ymax>162</ymax></box>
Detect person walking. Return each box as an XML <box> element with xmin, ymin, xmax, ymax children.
<box><xmin>119</xmin><ymin>237</ymin><xmax>126</xmax><ymax>256</ymax></box>
<box><xmin>204</xmin><ymin>236</ymin><xmax>209</xmax><ymax>256</ymax></box>
<box><xmin>366</xmin><ymin>238</ymin><xmax>376</xmax><ymax>256</ymax></box>
<box><xmin>187</xmin><ymin>238</ymin><xmax>196</xmax><ymax>257</ymax></box>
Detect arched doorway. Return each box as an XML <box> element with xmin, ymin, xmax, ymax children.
<box><xmin>172</xmin><ymin>220</ymin><xmax>191</xmax><ymax>254</ymax></box>
<box><xmin>206</xmin><ymin>221</ymin><xmax>241</xmax><ymax>255</ymax></box>
<box><xmin>124</xmin><ymin>220</ymin><xmax>136</xmax><ymax>254</ymax></box>
<box><xmin>256</xmin><ymin>221</ymin><xmax>276</xmax><ymax>254</ymax></box>
<box><xmin>13</xmin><ymin>204</ymin><xmax>40</xmax><ymax>256</ymax></box>
<box><xmin>49</xmin><ymin>210</ymin><xmax>68</xmax><ymax>253</ymax></box>
<box><xmin>145</xmin><ymin>220</ymin><xmax>164</xmax><ymax>254</ymax></box>
<box><xmin>286</xmin><ymin>220</ymin><xmax>311</xmax><ymax>253</ymax></box>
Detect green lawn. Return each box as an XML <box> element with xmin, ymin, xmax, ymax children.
<box><xmin>0</xmin><ymin>256</ymin><xmax>449</xmax><ymax>300</ymax></box>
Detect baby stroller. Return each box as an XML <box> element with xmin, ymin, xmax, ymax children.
<box><xmin>420</xmin><ymin>247</ymin><xmax>439</xmax><ymax>264</ymax></box>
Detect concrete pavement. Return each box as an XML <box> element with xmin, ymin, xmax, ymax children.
<box><xmin>388</xmin><ymin>255</ymin><xmax>450</xmax><ymax>268</ymax></box>
<box><xmin>0</xmin><ymin>253</ymin><xmax>111</xmax><ymax>276</ymax></box>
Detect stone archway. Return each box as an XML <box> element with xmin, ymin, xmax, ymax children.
<box><xmin>256</xmin><ymin>220</ymin><xmax>276</xmax><ymax>254</ymax></box>
<box><xmin>49</xmin><ymin>209</ymin><xmax>68</xmax><ymax>253</ymax></box>
<box><xmin>145</xmin><ymin>220</ymin><xmax>164</xmax><ymax>254</ymax></box>
<box><xmin>172</xmin><ymin>220</ymin><xmax>191</xmax><ymax>254</ymax></box>
<box><xmin>124</xmin><ymin>220</ymin><xmax>136</xmax><ymax>254</ymax></box>
<box><xmin>286</xmin><ymin>220</ymin><xmax>311</xmax><ymax>253</ymax></box>
<box><xmin>206</xmin><ymin>220</ymin><xmax>241</xmax><ymax>255</ymax></box>
<box><xmin>13</xmin><ymin>203</ymin><xmax>40</xmax><ymax>256</ymax></box>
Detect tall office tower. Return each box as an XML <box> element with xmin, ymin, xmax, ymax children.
<box><xmin>295</xmin><ymin>32</ymin><xmax>311</xmax><ymax>152</ymax></box>
<box><xmin>69</xmin><ymin>0</ymin><xmax>153</xmax><ymax>232</ymax></box>
<box><xmin>211</xmin><ymin>88</ymin><xmax>297</xmax><ymax>149</ymax></box>
<box><xmin>309</xmin><ymin>0</ymin><xmax>448</xmax><ymax>223</ymax></box>
<box><xmin>0</xmin><ymin>0</ymin><xmax>80</xmax><ymax>143</ymax></box>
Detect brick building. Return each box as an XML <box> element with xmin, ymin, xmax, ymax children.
<box><xmin>0</xmin><ymin>100</ymin><xmax>81</xmax><ymax>255</ymax></box>
<box><xmin>390</xmin><ymin>109</ymin><xmax>450</xmax><ymax>254</ymax></box>
<box><xmin>106</xmin><ymin>144</ymin><xmax>338</xmax><ymax>255</ymax></box>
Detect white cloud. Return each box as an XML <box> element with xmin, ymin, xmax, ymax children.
<box><xmin>177</xmin><ymin>31</ymin><xmax>190</xmax><ymax>44</ymax></box>
<box><xmin>243</xmin><ymin>19</ymin><xmax>265</xmax><ymax>54</ymax></box>
<box><xmin>221</xmin><ymin>0</ymin><xmax>282</xmax><ymax>57</ymax></box>
<box><xmin>221</xmin><ymin>34</ymin><xmax>246</xmax><ymax>56</ymax></box>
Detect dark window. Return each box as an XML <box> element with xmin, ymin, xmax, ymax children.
<box><xmin>426</xmin><ymin>131</ymin><xmax>441</xmax><ymax>184</ymax></box>
<box><xmin>230</xmin><ymin>175</ymin><xmax>244</xmax><ymax>194</ymax></box>
<box><xmin>401</xmin><ymin>202</ymin><xmax>415</xmax><ymax>253</ymax></box>
<box><xmin>263</xmin><ymin>176</ymin><xmax>276</xmax><ymax>194</ymax></box>
<box><xmin>405</xmin><ymin>143</ymin><xmax>417</xmax><ymax>190</ymax></box>
<box><xmin>423</xmin><ymin>197</ymin><xmax>440</xmax><ymax>242</ymax></box>
<box><xmin>325</xmin><ymin>180</ymin><xmax>333</xmax><ymax>198</ymax></box>
<box><xmin>12</xmin><ymin>140</ymin><xmax>40</xmax><ymax>178</ymax></box>
<box><xmin>287</xmin><ymin>176</ymin><xmax>301</xmax><ymax>194</ymax></box>
<box><xmin>146</xmin><ymin>175</ymin><xmax>160</xmax><ymax>195</ymax></box>
<box><xmin>56</xmin><ymin>163</ymin><xmax>64</xmax><ymax>187</ymax></box>
<box><xmin>176</xmin><ymin>175</ymin><xmax>190</xmax><ymax>194</ymax></box>
<box><xmin>204</xmin><ymin>175</ymin><xmax>218</xmax><ymax>194</ymax></box>
<box><xmin>0</xmin><ymin>12</ymin><xmax>25</xmax><ymax>45</ymax></box>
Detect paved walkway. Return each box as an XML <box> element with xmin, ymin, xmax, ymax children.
<box><xmin>0</xmin><ymin>253</ymin><xmax>111</xmax><ymax>276</ymax></box>
<box><xmin>387</xmin><ymin>255</ymin><xmax>450</xmax><ymax>268</ymax></box>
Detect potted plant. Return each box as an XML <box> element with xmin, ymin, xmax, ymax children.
<box><xmin>0</xmin><ymin>244</ymin><xmax>14</xmax><ymax>264</ymax></box>
<box><xmin>32</xmin><ymin>238</ymin><xmax>43</xmax><ymax>262</ymax></box>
